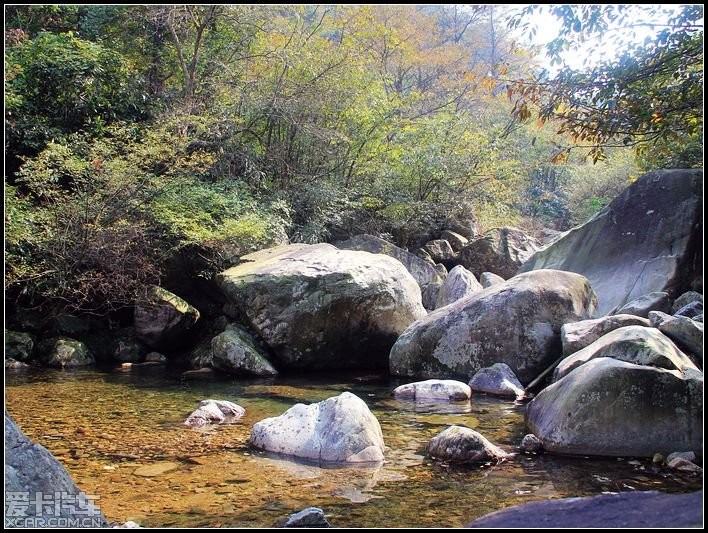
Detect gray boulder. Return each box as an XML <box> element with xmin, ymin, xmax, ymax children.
<box><xmin>38</xmin><ymin>337</ymin><xmax>94</xmax><ymax>368</ymax></box>
<box><xmin>422</xmin><ymin>239</ymin><xmax>456</xmax><ymax>265</ymax></box>
<box><xmin>440</xmin><ymin>230</ymin><xmax>469</xmax><ymax>252</ymax></box>
<box><xmin>184</xmin><ymin>399</ymin><xmax>245</xmax><ymax>427</ymax></box>
<box><xmin>520</xmin><ymin>434</ymin><xmax>543</xmax><ymax>453</ymax></box>
<box><xmin>249</xmin><ymin>392</ymin><xmax>385</xmax><ymax>464</ymax></box>
<box><xmin>5</xmin><ymin>412</ymin><xmax>107</xmax><ymax>527</ymax></box>
<box><xmin>427</xmin><ymin>426</ymin><xmax>510</xmax><ymax>464</ymax></box>
<box><xmin>467</xmin><ymin>491</ymin><xmax>703</xmax><ymax>528</ymax></box>
<box><xmin>284</xmin><ymin>507</ymin><xmax>331</xmax><ymax>528</ymax></box>
<box><xmin>460</xmin><ymin>227</ymin><xmax>539</xmax><ymax>278</ymax></box>
<box><xmin>414</xmin><ymin>248</ymin><xmax>435</xmax><ymax>264</ymax></box>
<box><xmin>666</xmin><ymin>451</ymin><xmax>696</xmax><ymax>463</ymax></box>
<box><xmin>519</xmin><ymin>169</ymin><xmax>703</xmax><ymax>316</ymax></box>
<box><xmin>434</xmin><ymin>263</ymin><xmax>448</xmax><ymax>277</ymax></box>
<box><xmin>674</xmin><ymin>300</ymin><xmax>703</xmax><ymax>319</ymax></box>
<box><xmin>479</xmin><ymin>272</ymin><xmax>505</xmax><ymax>288</ymax></box>
<box><xmin>555</xmin><ymin>326</ymin><xmax>698</xmax><ymax>382</ymax></box>
<box><xmin>614</xmin><ymin>291</ymin><xmax>671</xmax><ymax>318</ymax></box>
<box><xmin>649</xmin><ymin>311</ymin><xmax>703</xmax><ymax>362</ymax></box>
<box><xmin>5</xmin><ymin>330</ymin><xmax>34</xmax><ymax>362</ymax></box>
<box><xmin>435</xmin><ymin>265</ymin><xmax>482</xmax><ymax>308</ymax></box>
<box><xmin>667</xmin><ymin>457</ymin><xmax>702</xmax><ymax>472</ymax></box>
<box><xmin>561</xmin><ymin>314</ymin><xmax>651</xmax><ymax>356</ymax></box>
<box><xmin>392</xmin><ymin>379</ymin><xmax>471</xmax><ymax>401</ymax></box>
<box><xmin>672</xmin><ymin>291</ymin><xmax>703</xmax><ymax>314</ymax></box>
<box><xmin>527</xmin><ymin>358</ymin><xmax>703</xmax><ymax>456</ymax></box>
<box><xmin>389</xmin><ymin>269</ymin><xmax>597</xmax><ymax>384</ymax></box>
<box><xmin>211</xmin><ymin>324</ymin><xmax>278</xmax><ymax>376</ymax></box>
<box><xmin>468</xmin><ymin>363</ymin><xmax>524</xmax><ymax>398</ymax></box>
<box><xmin>335</xmin><ymin>234</ymin><xmax>444</xmax><ymax>292</ymax></box>
<box><xmin>665</xmin><ymin>451</ymin><xmax>701</xmax><ymax>472</ymax></box>
<box><xmin>217</xmin><ymin>244</ymin><xmax>425</xmax><ymax>371</ymax></box>
<box><xmin>421</xmin><ymin>282</ymin><xmax>444</xmax><ymax>311</ymax></box>
<box><xmin>134</xmin><ymin>286</ymin><xmax>200</xmax><ymax>350</ymax></box>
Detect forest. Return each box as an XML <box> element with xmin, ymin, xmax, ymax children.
<box><xmin>4</xmin><ymin>4</ymin><xmax>703</xmax><ymax>321</ymax></box>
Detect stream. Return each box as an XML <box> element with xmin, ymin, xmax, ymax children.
<box><xmin>5</xmin><ymin>364</ymin><xmax>701</xmax><ymax>528</ymax></box>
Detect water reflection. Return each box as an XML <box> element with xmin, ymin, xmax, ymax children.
<box><xmin>249</xmin><ymin>453</ymin><xmax>402</xmax><ymax>503</ymax></box>
<box><xmin>381</xmin><ymin>397</ymin><xmax>473</xmax><ymax>414</ymax></box>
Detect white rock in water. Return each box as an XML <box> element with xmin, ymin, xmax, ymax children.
<box><xmin>249</xmin><ymin>392</ymin><xmax>385</xmax><ymax>464</ymax></box>
<box><xmin>184</xmin><ymin>399</ymin><xmax>245</xmax><ymax>427</ymax></box>
<box><xmin>284</xmin><ymin>507</ymin><xmax>331</xmax><ymax>528</ymax></box>
<box><xmin>393</xmin><ymin>379</ymin><xmax>471</xmax><ymax>401</ymax></box>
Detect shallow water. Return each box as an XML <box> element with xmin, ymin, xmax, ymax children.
<box><xmin>5</xmin><ymin>365</ymin><xmax>701</xmax><ymax>528</ymax></box>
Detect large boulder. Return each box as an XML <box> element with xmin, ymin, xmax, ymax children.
<box><xmin>561</xmin><ymin>314</ymin><xmax>651</xmax><ymax>356</ymax></box>
<box><xmin>672</xmin><ymin>291</ymin><xmax>703</xmax><ymax>314</ymax></box>
<box><xmin>335</xmin><ymin>234</ymin><xmax>444</xmax><ymax>293</ymax></box>
<box><xmin>675</xmin><ymin>301</ymin><xmax>703</xmax><ymax>319</ymax></box>
<box><xmin>392</xmin><ymin>379</ymin><xmax>471</xmax><ymax>401</ymax></box>
<box><xmin>134</xmin><ymin>286</ymin><xmax>200</xmax><ymax>350</ymax></box>
<box><xmin>216</xmin><ymin>244</ymin><xmax>426</xmax><ymax>371</ymax></box>
<box><xmin>526</xmin><ymin>358</ymin><xmax>703</xmax><ymax>456</ymax></box>
<box><xmin>440</xmin><ymin>230</ymin><xmax>469</xmax><ymax>252</ymax></box>
<box><xmin>5</xmin><ymin>412</ymin><xmax>107</xmax><ymax>527</ymax></box>
<box><xmin>649</xmin><ymin>311</ymin><xmax>703</xmax><ymax>362</ymax></box>
<box><xmin>427</xmin><ymin>426</ymin><xmax>510</xmax><ymax>464</ymax></box>
<box><xmin>5</xmin><ymin>330</ymin><xmax>34</xmax><ymax>362</ymax></box>
<box><xmin>389</xmin><ymin>270</ymin><xmax>597</xmax><ymax>384</ymax></box>
<box><xmin>435</xmin><ymin>265</ymin><xmax>482</xmax><ymax>308</ymax></box>
<box><xmin>38</xmin><ymin>337</ymin><xmax>94</xmax><ymax>368</ymax></box>
<box><xmin>479</xmin><ymin>272</ymin><xmax>505</xmax><ymax>288</ymax></box>
<box><xmin>459</xmin><ymin>227</ymin><xmax>540</xmax><ymax>278</ymax></box>
<box><xmin>519</xmin><ymin>169</ymin><xmax>703</xmax><ymax>316</ymax></box>
<box><xmin>554</xmin><ymin>326</ymin><xmax>699</xmax><ymax>382</ymax></box>
<box><xmin>422</xmin><ymin>239</ymin><xmax>456</xmax><ymax>266</ymax></box>
<box><xmin>211</xmin><ymin>324</ymin><xmax>278</xmax><ymax>376</ymax></box>
<box><xmin>249</xmin><ymin>392</ymin><xmax>385</xmax><ymax>464</ymax></box>
<box><xmin>467</xmin><ymin>491</ymin><xmax>704</xmax><ymax>528</ymax></box>
<box><xmin>614</xmin><ymin>291</ymin><xmax>671</xmax><ymax>317</ymax></box>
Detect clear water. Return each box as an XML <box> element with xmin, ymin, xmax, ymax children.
<box><xmin>5</xmin><ymin>365</ymin><xmax>701</xmax><ymax>528</ymax></box>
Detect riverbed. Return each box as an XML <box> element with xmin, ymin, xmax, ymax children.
<box><xmin>5</xmin><ymin>365</ymin><xmax>701</xmax><ymax>527</ymax></box>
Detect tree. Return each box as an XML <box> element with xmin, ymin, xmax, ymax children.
<box><xmin>5</xmin><ymin>29</ymin><xmax>143</xmax><ymax>175</ymax></box>
<box><xmin>507</xmin><ymin>4</ymin><xmax>703</xmax><ymax>165</ymax></box>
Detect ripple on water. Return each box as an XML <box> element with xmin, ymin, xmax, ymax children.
<box><xmin>5</xmin><ymin>366</ymin><xmax>702</xmax><ymax>528</ymax></box>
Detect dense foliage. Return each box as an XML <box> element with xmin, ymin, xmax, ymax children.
<box><xmin>5</xmin><ymin>5</ymin><xmax>702</xmax><ymax>319</ymax></box>
<box><xmin>508</xmin><ymin>4</ymin><xmax>703</xmax><ymax>166</ymax></box>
